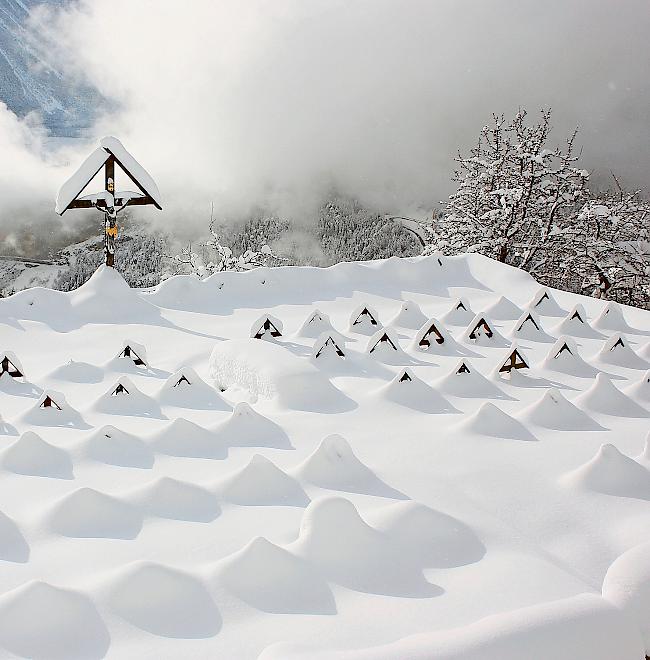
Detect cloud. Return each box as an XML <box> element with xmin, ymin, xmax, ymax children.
<box><xmin>1</xmin><ymin>0</ymin><xmax>650</xmax><ymax>234</ymax></box>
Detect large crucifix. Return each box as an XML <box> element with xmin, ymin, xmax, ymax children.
<box><xmin>55</xmin><ymin>136</ymin><xmax>162</xmax><ymax>267</ymax></box>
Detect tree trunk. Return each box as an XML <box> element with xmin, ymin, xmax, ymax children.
<box><xmin>594</xmin><ymin>267</ymin><xmax>611</xmax><ymax>299</ymax></box>
<box><xmin>498</xmin><ymin>244</ymin><xmax>508</xmax><ymax>263</ymax></box>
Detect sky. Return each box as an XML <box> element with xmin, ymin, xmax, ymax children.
<box><xmin>1</xmin><ymin>0</ymin><xmax>649</xmax><ymax>238</ymax></box>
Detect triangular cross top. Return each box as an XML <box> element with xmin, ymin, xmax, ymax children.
<box><xmin>111</xmin><ymin>382</ymin><xmax>130</xmax><ymax>396</ymax></box>
<box><xmin>369</xmin><ymin>332</ymin><xmax>398</xmax><ymax>353</ymax></box>
<box><xmin>119</xmin><ymin>345</ymin><xmax>147</xmax><ymax>367</ymax></box>
<box><xmin>253</xmin><ymin>317</ymin><xmax>282</xmax><ymax>339</ymax></box>
<box><xmin>554</xmin><ymin>341</ymin><xmax>573</xmax><ymax>358</ymax></box>
<box><xmin>418</xmin><ymin>321</ymin><xmax>445</xmax><ymax>348</ymax></box>
<box><xmin>516</xmin><ymin>313</ymin><xmax>540</xmax><ymax>332</ymax></box>
<box><xmin>534</xmin><ymin>291</ymin><xmax>550</xmax><ymax>307</ymax></box>
<box><xmin>56</xmin><ymin>137</ymin><xmax>162</xmax><ymax>215</ymax></box>
<box><xmin>610</xmin><ymin>336</ymin><xmax>626</xmax><ymax>350</ymax></box>
<box><xmin>315</xmin><ymin>336</ymin><xmax>345</xmax><ymax>359</ymax></box>
<box><xmin>1</xmin><ymin>355</ymin><xmax>23</xmax><ymax>378</ymax></box>
<box><xmin>499</xmin><ymin>347</ymin><xmax>529</xmax><ymax>373</ymax></box>
<box><xmin>40</xmin><ymin>395</ymin><xmax>62</xmax><ymax>410</ymax></box>
<box><xmin>570</xmin><ymin>309</ymin><xmax>586</xmax><ymax>323</ymax></box>
<box><xmin>353</xmin><ymin>307</ymin><xmax>378</xmax><ymax>326</ymax></box>
<box><xmin>174</xmin><ymin>374</ymin><xmax>192</xmax><ymax>387</ymax></box>
<box><xmin>468</xmin><ymin>317</ymin><xmax>494</xmax><ymax>340</ymax></box>
<box><xmin>398</xmin><ymin>369</ymin><xmax>413</xmax><ymax>382</ymax></box>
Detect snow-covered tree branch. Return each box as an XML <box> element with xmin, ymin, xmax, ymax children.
<box><xmin>166</xmin><ymin>208</ymin><xmax>289</xmax><ymax>278</ymax></box>
<box><xmin>417</xmin><ymin>109</ymin><xmax>649</xmax><ymax>308</ymax></box>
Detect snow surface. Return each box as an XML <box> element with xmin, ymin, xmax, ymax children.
<box><xmin>0</xmin><ymin>253</ymin><xmax>648</xmax><ymax>659</ymax></box>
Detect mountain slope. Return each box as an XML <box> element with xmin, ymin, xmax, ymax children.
<box><xmin>0</xmin><ymin>0</ymin><xmax>97</xmax><ymax>135</ymax></box>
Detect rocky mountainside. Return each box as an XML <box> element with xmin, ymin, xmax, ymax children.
<box><xmin>0</xmin><ymin>0</ymin><xmax>96</xmax><ymax>135</ymax></box>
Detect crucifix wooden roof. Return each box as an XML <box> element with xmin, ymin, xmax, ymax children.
<box><xmin>55</xmin><ymin>136</ymin><xmax>162</xmax><ymax>215</ymax></box>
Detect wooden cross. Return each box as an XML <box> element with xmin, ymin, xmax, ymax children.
<box><xmin>55</xmin><ymin>137</ymin><xmax>162</xmax><ymax>267</ymax></box>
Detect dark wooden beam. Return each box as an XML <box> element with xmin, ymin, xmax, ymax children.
<box><xmin>67</xmin><ymin>195</ymin><xmax>157</xmax><ymax>210</ymax></box>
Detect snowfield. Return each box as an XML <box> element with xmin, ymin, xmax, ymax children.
<box><xmin>0</xmin><ymin>253</ymin><xmax>649</xmax><ymax>659</ymax></box>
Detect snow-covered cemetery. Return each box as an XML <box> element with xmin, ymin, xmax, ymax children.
<box><xmin>1</xmin><ymin>1</ymin><xmax>650</xmax><ymax>659</ymax></box>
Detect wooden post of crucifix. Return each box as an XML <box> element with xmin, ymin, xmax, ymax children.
<box><xmin>55</xmin><ymin>136</ymin><xmax>162</xmax><ymax>267</ymax></box>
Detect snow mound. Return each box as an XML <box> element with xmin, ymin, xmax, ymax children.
<box><xmin>412</xmin><ymin>317</ymin><xmax>467</xmax><ymax>355</ymax></box>
<box><xmin>626</xmin><ymin>370</ymin><xmax>650</xmax><ymax>403</ymax></box>
<box><xmin>46</xmin><ymin>487</ymin><xmax>143</xmax><ymax>539</ymax></box>
<box><xmin>520</xmin><ymin>389</ymin><xmax>604</xmax><ymax>431</ymax></box>
<box><xmin>83</xmin><ymin>425</ymin><xmax>154</xmax><ymax>469</ymax></box>
<box><xmin>0</xmin><ymin>370</ymin><xmax>39</xmax><ymax>397</ymax></box>
<box><xmin>349</xmin><ymin>304</ymin><xmax>381</xmax><ymax>334</ymax></box>
<box><xmin>553</xmin><ymin>303</ymin><xmax>602</xmax><ymax>338</ymax></box>
<box><xmin>366</xmin><ymin>328</ymin><xmax>407</xmax><ymax>363</ymax></box>
<box><xmin>636</xmin><ymin>431</ymin><xmax>650</xmax><ymax>465</ymax></box>
<box><xmin>250</xmin><ymin>313</ymin><xmax>283</xmax><ymax>340</ymax></box>
<box><xmin>526</xmin><ymin>287</ymin><xmax>567</xmax><ymax>317</ymax></box>
<box><xmin>295</xmin><ymin>434</ymin><xmax>405</xmax><ymax>499</ymax></box>
<box><xmin>217</xmin><ymin>455</ymin><xmax>309</xmax><ymax>506</ymax></box>
<box><xmin>0</xmin><ymin>350</ymin><xmax>25</xmax><ymax>379</ymax></box>
<box><xmin>575</xmin><ymin>373</ymin><xmax>649</xmax><ymax>418</ymax></box>
<box><xmin>510</xmin><ymin>310</ymin><xmax>555</xmax><ymax>342</ymax></box>
<box><xmin>260</xmin><ymin>594</ymin><xmax>643</xmax><ymax>660</ymax></box>
<box><xmin>47</xmin><ymin>359</ymin><xmax>104</xmax><ymax>384</ymax></box>
<box><xmin>158</xmin><ymin>367</ymin><xmax>230</xmax><ymax>410</ymax></box>
<box><xmin>461</xmin><ymin>313</ymin><xmax>509</xmax><ymax>347</ymax></box>
<box><xmin>105</xmin><ymin>562</ymin><xmax>221</xmax><ymax>639</ymax></box>
<box><xmin>69</xmin><ymin>266</ymin><xmax>161</xmax><ymax>325</ymax></box>
<box><xmin>214</xmin><ymin>402</ymin><xmax>293</xmax><ymax>448</ymax></box>
<box><xmin>104</xmin><ymin>339</ymin><xmax>149</xmax><ymax>373</ymax></box>
<box><xmin>371</xmin><ymin>500</ymin><xmax>485</xmax><ymax>568</ymax></box>
<box><xmin>0</xmin><ymin>510</ymin><xmax>29</xmax><ymax>563</ymax></box>
<box><xmin>602</xmin><ymin>541</ymin><xmax>650</xmax><ymax>653</ymax></box>
<box><xmin>296</xmin><ymin>309</ymin><xmax>337</xmax><ymax>338</ymax></box>
<box><xmin>374</xmin><ymin>368</ymin><xmax>458</xmax><ymax>414</ymax></box>
<box><xmin>562</xmin><ymin>444</ymin><xmax>650</xmax><ymax>499</ymax></box>
<box><xmin>291</xmin><ymin>497</ymin><xmax>438</xmax><ymax>596</ymax></box>
<box><xmin>129</xmin><ymin>477</ymin><xmax>221</xmax><ymax>522</ymax></box>
<box><xmin>0</xmin><ymin>413</ymin><xmax>17</xmax><ymax>437</ymax></box>
<box><xmin>459</xmin><ymin>402</ymin><xmax>536</xmax><ymax>441</ymax></box>
<box><xmin>596</xmin><ymin>333</ymin><xmax>649</xmax><ymax>370</ymax></box>
<box><xmin>92</xmin><ymin>376</ymin><xmax>162</xmax><ymax>418</ymax></box>
<box><xmin>0</xmin><ymin>581</ymin><xmax>110</xmax><ymax>660</ymax></box>
<box><xmin>436</xmin><ymin>360</ymin><xmax>510</xmax><ymax>399</ymax></box>
<box><xmin>151</xmin><ymin>417</ymin><xmax>226</xmax><ymax>459</ymax></box>
<box><xmin>1</xmin><ymin>431</ymin><xmax>74</xmax><ymax>479</ymax></box>
<box><xmin>215</xmin><ymin>537</ymin><xmax>335</xmax><ymax>614</ymax></box>
<box><xmin>484</xmin><ymin>295</ymin><xmax>523</xmax><ymax>320</ymax></box>
<box><xmin>311</xmin><ymin>332</ymin><xmax>346</xmax><ymax>362</ymax></box>
<box><xmin>210</xmin><ymin>338</ymin><xmax>354</xmax><ymax>413</ymax></box>
<box><xmin>492</xmin><ymin>343</ymin><xmax>530</xmax><ymax>380</ymax></box>
<box><xmin>442</xmin><ymin>297</ymin><xmax>475</xmax><ymax>325</ymax></box>
<box><xmin>542</xmin><ymin>335</ymin><xmax>598</xmax><ymax>377</ymax></box>
<box><xmin>388</xmin><ymin>300</ymin><xmax>428</xmax><ymax>329</ymax></box>
<box><xmin>22</xmin><ymin>390</ymin><xmax>87</xmax><ymax>428</ymax></box>
<box><xmin>594</xmin><ymin>301</ymin><xmax>636</xmax><ymax>333</ymax></box>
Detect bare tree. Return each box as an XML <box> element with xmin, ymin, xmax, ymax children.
<box><xmin>167</xmin><ymin>204</ymin><xmax>288</xmax><ymax>277</ymax></box>
<box><xmin>437</xmin><ymin>109</ymin><xmax>589</xmax><ymax>273</ymax></box>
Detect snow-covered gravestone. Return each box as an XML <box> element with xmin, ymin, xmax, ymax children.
<box><xmin>251</xmin><ymin>315</ymin><xmax>283</xmax><ymax>340</ymax></box>
<box><xmin>55</xmin><ymin>136</ymin><xmax>162</xmax><ymax>267</ymax></box>
<box><xmin>0</xmin><ymin>352</ymin><xmax>24</xmax><ymax>379</ymax></box>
